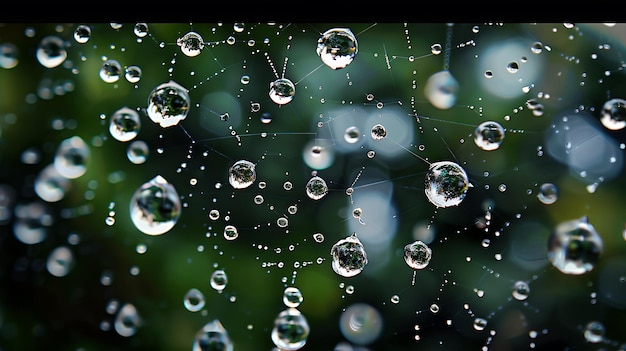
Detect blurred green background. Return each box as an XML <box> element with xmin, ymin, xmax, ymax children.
<box><xmin>1</xmin><ymin>22</ymin><xmax>626</xmax><ymax>351</ymax></box>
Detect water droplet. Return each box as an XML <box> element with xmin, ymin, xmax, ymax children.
<box><xmin>269</xmin><ymin>78</ymin><xmax>295</xmax><ymax>105</ymax></box>
<box><xmin>473</xmin><ymin>317</ymin><xmax>488</xmax><ymax>331</ymax></box>
<box><xmin>370</xmin><ymin>124</ymin><xmax>387</xmax><ymax>140</ymax></box>
<box><xmin>129</xmin><ymin>175</ymin><xmax>182</xmax><ymax>236</ymax></box>
<box><xmin>223</xmin><ymin>225</ymin><xmax>239</xmax><ymax>240</ymax></box>
<box><xmin>537</xmin><ymin>183</ymin><xmax>558</xmax><ymax>204</ymax></box>
<box><xmin>192</xmin><ymin>319</ymin><xmax>233</xmax><ymax>351</ymax></box>
<box><xmin>177</xmin><ymin>31</ymin><xmax>204</xmax><ymax>57</ymax></box>
<box><xmin>330</xmin><ymin>233</ymin><xmax>368</xmax><ymax>277</ymax></box>
<box><xmin>403</xmin><ymin>240</ymin><xmax>432</xmax><ymax>270</ymax></box>
<box><xmin>600</xmin><ymin>97</ymin><xmax>626</xmax><ymax>130</ymax></box>
<box><xmin>127</xmin><ymin>140</ymin><xmax>149</xmax><ymax>164</ymax></box>
<box><xmin>46</xmin><ymin>245</ymin><xmax>74</xmax><ymax>277</ymax></box>
<box><xmin>34</xmin><ymin>164</ymin><xmax>71</xmax><ymax>202</ymax></box>
<box><xmin>210</xmin><ymin>269</ymin><xmax>228</xmax><ymax>292</ymax></box>
<box><xmin>339</xmin><ymin>303</ymin><xmax>383</xmax><ymax>345</ymax></box>
<box><xmin>54</xmin><ymin>136</ymin><xmax>90</xmax><ymax>179</ymax></box>
<box><xmin>271</xmin><ymin>307</ymin><xmax>310</xmax><ymax>350</ymax></box>
<box><xmin>133</xmin><ymin>22</ymin><xmax>148</xmax><ymax>38</ymax></box>
<box><xmin>316</xmin><ymin>28</ymin><xmax>358</xmax><ymax>70</ymax></box>
<box><xmin>424</xmin><ymin>161</ymin><xmax>470</xmax><ymax>208</ymax></box>
<box><xmin>305</xmin><ymin>175</ymin><xmax>328</xmax><ymax>200</ymax></box>
<box><xmin>73</xmin><ymin>25</ymin><xmax>91</xmax><ymax>44</ymax></box>
<box><xmin>147</xmin><ymin>80</ymin><xmax>190</xmax><ymax>128</ymax></box>
<box><xmin>344</xmin><ymin>126</ymin><xmax>360</xmax><ymax>143</ymax></box>
<box><xmin>282</xmin><ymin>286</ymin><xmax>304</xmax><ymax>308</ymax></box>
<box><xmin>124</xmin><ymin>65</ymin><xmax>142</xmax><ymax>83</ymax></box>
<box><xmin>548</xmin><ymin>216</ymin><xmax>603</xmax><ymax>275</ymax></box>
<box><xmin>228</xmin><ymin>160</ymin><xmax>256</xmax><ymax>189</ymax></box>
<box><xmin>474</xmin><ymin>121</ymin><xmax>505</xmax><ymax>151</ymax></box>
<box><xmin>424</xmin><ymin>70</ymin><xmax>459</xmax><ymax>110</ymax></box>
<box><xmin>0</xmin><ymin>43</ymin><xmax>19</xmax><ymax>69</ymax></box>
<box><xmin>583</xmin><ymin>321</ymin><xmax>605</xmax><ymax>343</ymax></box>
<box><xmin>114</xmin><ymin>303</ymin><xmax>141</xmax><ymax>337</ymax></box>
<box><xmin>99</xmin><ymin>59</ymin><xmax>122</xmax><ymax>83</ymax></box>
<box><xmin>511</xmin><ymin>280</ymin><xmax>530</xmax><ymax>301</ymax></box>
<box><xmin>109</xmin><ymin>107</ymin><xmax>141</xmax><ymax>142</ymax></box>
<box><xmin>183</xmin><ymin>288</ymin><xmax>206</xmax><ymax>312</ymax></box>
<box><xmin>36</xmin><ymin>35</ymin><xmax>67</xmax><ymax>68</ymax></box>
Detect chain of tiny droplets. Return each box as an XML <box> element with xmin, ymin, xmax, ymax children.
<box><xmin>264</xmin><ymin>52</ymin><xmax>280</xmax><ymax>79</ymax></box>
<box><xmin>443</xmin><ymin>23</ymin><xmax>453</xmax><ymax>71</ymax></box>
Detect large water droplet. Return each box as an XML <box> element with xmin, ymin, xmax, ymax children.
<box><xmin>109</xmin><ymin>106</ymin><xmax>141</xmax><ymax>142</ymax></box>
<box><xmin>511</xmin><ymin>280</ymin><xmax>530</xmax><ymax>301</ymax></box>
<box><xmin>183</xmin><ymin>288</ymin><xmax>206</xmax><ymax>312</ymax></box>
<box><xmin>537</xmin><ymin>182</ymin><xmax>558</xmax><ymax>204</ymax></box>
<box><xmin>548</xmin><ymin>216</ymin><xmax>603</xmax><ymax>275</ymax></box>
<box><xmin>34</xmin><ymin>164</ymin><xmax>71</xmax><ymax>202</ymax></box>
<box><xmin>474</xmin><ymin>121</ymin><xmax>505</xmax><ymax>151</ymax></box>
<box><xmin>600</xmin><ymin>97</ymin><xmax>626</xmax><ymax>130</ymax></box>
<box><xmin>114</xmin><ymin>303</ymin><xmax>141</xmax><ymax>337</ymax></box>
<box><xmin>0</xmin><ymin>43</ymin><xmax>19</xmax><ymax>69</ymax></box>
<box><xmin>177</xmin><ymin>31</ymin><xmax>205</xmax><ymax>57</ymax></box>
<box><xmin>305</xmin><ymin>175</ymin><xmax>328</xmax><ymax>200</ymax></box>
<box><xmin>424</xmin><ymin>161</ymin><xmax>470</xmax><ymax>208</ymax></box>
<box><xmin>147</xmin><ymin>80</ymin><xmax>190</xmax><ymax>128</ymax></box>
<box><xmin>282</xmin><ymin>287</ymin><xmax>304</xmax><ymax>308</ymax></box>
<box><xmin>36</xmin><ymin>35</ymin><xmax>67</xmax><ymax>68</ymax></box>
<box><xmin>54</xmin><ymin>136</ymin><xmax>90</xmax><ymax>179</ymax></box>
<box><xmin>424</xmin><ymin>70</ymin><xmax>459</xmax><ymax>110</ymax></box>
<box><xmin>99</xmin><ymin>59</ymin><xmax>122</xmax><ymax>83</ymax></box>
<box><xmin>210</xmin><ymin>269</ymin><xmax>228</xmax><ymax>292</ymax></box>
<box><xmin>330</xmin><ymin>233</ymin><xmax>368</xmax><ymax>277</ymax></box>
<box><xmin>192</xmin><ymin>319</ymin><xmax>233</xmax><ymax>351</ymax></box>
<box><xmin>73</xmin><ymin>24</ymin><xmax>91</xmax><ymax>44</ymax></box>
<box><xmin>403</xmin><ymin>240</ymin><xmax>432</xmax><ymax>270</ymax></box>
<box><xmin>269</xmin><ymin>78</ymin><xmax>295</xmax><ymax>105</ymax></box>
<box><xmin>228</xmin><ymin>160</ymin><xmax>256</xmax><ymax>189</ymax></box>
<box><xmin>316</xmin><ymin>28</ymin><xmax>358</xmax><ymax>70</ymax></box>
<box><xmin>271</xmin><ymin>307</ymin><xmax>310</xmax><ymax>350</ymax></box>
<box><xmin>129</xmin><ymin>175</ymin><xmax>182</xmax><ymax>235</ymax></box>
<box><xmin>583</xmin><ymin>321</ymin><xmax>606</xmax><ymax>343</ymax></box>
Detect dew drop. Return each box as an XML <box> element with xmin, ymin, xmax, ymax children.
<box><xmin>228</xmin><ymin>160</ymin><xmax>256</xmax><ymax>189</ymax></box>
<box><xmin>54</xmin><ymin>136</ymin><xmax>90</xmax><ymax>179</ymax></box>
<box><xmin>330</xmin><ymin>233</ymin><xmax>368</xmax><ymax>277</ymax></box>
<box><xmin>99</xmin><ymin>59</ymin><xmax>122</xmax><ymax>83</ymax></box>
<box><xmin>192</xmin><ymin>319</ymin><xmax>233</xmax><ymax>351</ymax></box>
<box><xmin>271</xmin><ymin>307</ymin><xmax>310</xmax><ymax>350</ymax></box>
<box><xmin>177</xmin><ymin>31</ymin><xmax>204</xmax><ymax>57</ymax></box>
<box><xmin>305</xmin><ymin>175</ymin><xmax>328</xmax><ymax>200</ymax></box>
<box><xmin>147</xmin><ymin>80</ymin><xmax>190</xmax><ymax>128</ymax></box>
<box><xmin>210</xmin><ymin>269</ymin><xmax>228</xmax><ymax>292</ymax></box>
<box><xmin>129</xmin><ymin>175</ymin><xmax>181</xmax><ymax>236</ymax></box>
<box><xmin>548</xmin><ymin>216</ymin><xmax>603</xmax><ymax>275</ymax></box>
<box><xmin>282</xmin><ymin>286</ymin><xmax>304</xmax><ymax>308</ymax></box>
<box><xmin>36</xmin><ymin>35</ymin><xmax>67</xmax><ymax>68</ymax></box>
<box><xmin>183</xmin><ymin>288</ymin><xmax>206</xmax><ymax>312</ymax></box>
<box><xmin>403</xmin><ymin>240</ymin><xmax>432</xmax><ymax>270</ymax></box>
<box><xmin>474</xmin><ymin>121</ymin><xmax>505</xmax><ymax>151</ymax></box>
<box><xmin>600</xmin><ymin>97</ymin><xmax>626</xmax><ymax>130</ymax></box>
<box><xmin>109</xmin><ymin>107</ymin><xmax>141</xmax><ymax>142</ymax></box>
<box><xmin>424</xmin><ymin>161</ymin><xmax>470</xmax><ymax>208</ymax></box>
<box><xmin>316</xmin><ymin>28</ymin><xmax>358</xmax><ymax>70</ymax></box>
<box><xmin>269</xmin><ymin>78</ymin><xmax>295</xmax><ymax>105</ymax></box>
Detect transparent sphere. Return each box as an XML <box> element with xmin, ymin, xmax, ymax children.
<box><xmin>282</xmin><ymin>287</ymin><xmax>304</xmax><ymax>308</ymax></box>
<box><xmin>177</xmin><ymin>31</ymin><xmax>205</xmax><ymax>57</ymax></box>
<box><xmin>271</xmin><ymin>308</ymin><xmax>310</xmax><ymax>351</ymax></box>
<box><xmin>511</xmin><ymin>280</ymin><xmax>530</xmax><ymax>301</ymax></box>
<box><xmin>424</xmin><ymin>70</ymin><xmax>459</xmax><ymax>110</ymax></box>
<box><xmin>548</xmin><ymin>216</ymin><xmax>603</xmax><ymax>275</ymax></box>
<box><xmin>316</xmin><ymin>28</ymin><xmax>358</xmax><ymax>70</ymax></box>
<box><xmin>0</xmin><ymin>43</ymin><xmax>19</xmax><ymax>69</ymax></box>
<box><xmin>228</xmin><ymin>160</ymin><xmax>256</xmax><ymax>189</ymax></box>
<box><xmin>424</xmin><ymin>161</ymin><xmax>470</xmax><ymax>208</ymax></box>
<box><xmin>269</xmin><ymin>78</ymin><xmax>295</xmax><ymax>105</ymax></box>
<box><xmin>537</xmin><ymin>182</ymin><xmax>558</xmax><ymax>204</ymax></box>
<box><xmin>600</xmin><ymin>97</ymin><xmax>626</xmax><ymax>130</ymax></box>
<box><xmin>583</xmin><ymin>321</ymin><xmax>606</xmax><ymax>343</ymax></box>
<box><xmin>370</xmin><ymin>124</ymin><xmax>387</xmax><ymax>140</ymax></box>
<box><xmin>73</xmin><ymin>24</ymin><xmax>91</xmax><ymax>44</ymax></box>
<box><xmin>223</xmin><ymin>225</ymin><xmax>239</xmax><ymax>241</ymax></box>
<box><xmin>403</xmin><ymin>240</ymin><xmax>432</xmax><ymax>270</ymax></box>
<box><xmin>192</xmin><ymin>319</ymin><xmax>233</xmax><ymax>351</ymax></box>
<box><xmin>210</xmin><ymin>269</ymin><xmax>228</xmax><ymax>292</ymax></box>
<box><xmin>36</xmin><ymin>35</ymin><xmax>67</xmax><ymax>68</ymax></box>
<box><xmin>183</xmin><ymin>288</ymin><xmax>206</xmax><ymax>312</ymax></box>
<box><xmin>305</xmin><ymin>175</ymin><xmax>328</xmax><ymax>200</ymax></box>
<box><xmin>474</xmin><ymin>121</ymin><xmax>505</xmax><ymax>151</ymax></box>
<box><xmin>129</xmin><ymin>175</ymin><xmax>181</xmax><ymax>236</ymax></box>
<box><xmin>99</xmin><ymin>59</ymin><xmax>122</xmax><ymax>83</ymax></box>
<box><xmin>109</xmin><ymin>107</ymin><xmax>141</xmax><ymax>142</ymax></box>
<box><xmin>330</xmin><ymin>233</ymin><xmax>368</xmax><ymax>277</ymax></box>
<box><xmin>54</xmin><ymin>136</ymin><xmax>89</xmax><ymax>179</ymax></box>
<box><xmin>147</xmin><ymin>80</ymin><xmax>190</xmax><ymax>128</ymax></box>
